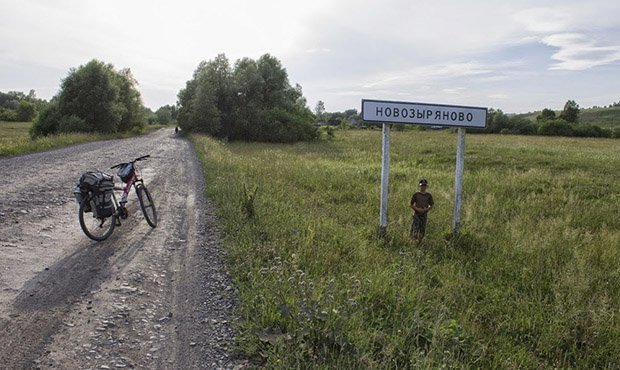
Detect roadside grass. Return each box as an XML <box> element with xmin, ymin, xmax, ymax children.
<box><xmin>0</xmin><ymin>121</ymin><xmax>168</xmax><ymax>157</ymax></box>
<box><xmin>191</xmin><ymin>130</ymin><xmax>620</xmax><ymax>368</ymax></box>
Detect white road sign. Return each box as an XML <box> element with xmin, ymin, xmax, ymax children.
<box><xmin>362</xmin><ymin>99</ymin><xmax>487</xmax><ymax>128</ymax></box>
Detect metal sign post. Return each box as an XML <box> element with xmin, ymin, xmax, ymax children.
<box><xmin>379</xmin><ymin>123</ymin><xmax>391</xmax><ymax>237</ymax></box>
<box><xmin>362</xmin><ymin>99</ymin><xmax>487</xmax><ymax>236</ymax></box>
<box><xmin>452</xmin><ymin>127</ymin><xmax>466</xmax><ymax>234</ymax></box>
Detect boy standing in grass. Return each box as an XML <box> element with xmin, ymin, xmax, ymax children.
<box><xmin>410</xmin><ymin>178</ymin><xmax>434</xmax><ymax>241</ymax></box>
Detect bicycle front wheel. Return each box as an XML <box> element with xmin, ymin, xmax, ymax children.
<box><xmin>137</xmin><ymin>185</ymin><xmax>157</xmax><ymax>228</ymax></box>
<box><xmin>78</xmin><ymin>194</ymin><xmax>116</xmax><ymax>241</ymax></box>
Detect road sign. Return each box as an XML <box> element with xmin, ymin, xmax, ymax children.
<box><xmin>364</xmin><ymin>98</ymin><xmax>487</xmax><ymax>236</ymax></box>
<box><xmin>362</xmin><ymin>99</ymin><xmax>487</xmax><ymax>128</ymax></box>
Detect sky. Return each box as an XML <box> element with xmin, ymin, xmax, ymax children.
<box><xmin>1</xmin><ymin>0</ymin><xmax>619</xmax><ymax>114</ymax></box>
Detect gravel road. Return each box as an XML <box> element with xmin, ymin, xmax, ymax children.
<box><xmin>0</xmin><ymin>129</ymin><xmax>245</xmax><ymax>369</ymax></box>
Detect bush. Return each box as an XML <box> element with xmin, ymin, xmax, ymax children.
<box><xmin>30</xmin><ymin>103</ymin><xmax>61</xmax><ymax>138</ymax></box>
<box><xmin>538</xmin><ymin>119</ymin><xmax>574</xmax><ymax>136</ymax></box>
<box><xmin>0</xmin><ymin>107</ymin><xmax>17</xmax><ymax>121</ymax></box>
<box><xmin>254</xmin><ymin>107</ymin><xmax>318</xmax><ymax>143</ymax></box>
<box><xmin>16</xmin><ymin>101</ymin><xmax>37</xmax><ymax>122</ymax></box>
<box><xmin>573</xmin><ymin>124</ymin><xmax>611</xmax><ymax>138</ymax></box>
<box><xmin>58</xmin><ymin>114</ymin><xmax>87</xmax><ymax>133</ymax></box>
<box><xmin>322</xmin><ymin>126</ymin><xmax>335</xmax><ymax>140</ymax></box>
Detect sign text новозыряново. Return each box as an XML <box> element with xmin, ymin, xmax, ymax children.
<box><xmin>377</xmin><ymin>106</ymin><xmax>474</xmax><ymax>122</ymax></box>
<box><xmin>361</xmin><ymin>99</ymin><xmax>487</xmax><ymax>128</ymax></box>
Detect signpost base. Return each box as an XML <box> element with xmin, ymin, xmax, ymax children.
<box><xmin>377</xmin><ymin>225</ymin><xmax>387</xmax><ymax>239</ymax></box>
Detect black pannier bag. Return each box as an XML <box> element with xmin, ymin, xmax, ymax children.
<box><xmin>92</xmin><ymin>191</ymin><xmax>115</xmax><ymax>217</ymax></box>
<box><xmin>74</xmin><ymin>171</ymin><xmax>115</xmax><ymax>217</ymax></box>
<box><xmin>117</xmin><ymin>163</ymin><xmax>134</xmax><ymax>183</ymax></box>
<box><xmin>73</xmin><ymin>185</ymin><xmax>90</xmax><ymax>212</ymax></box>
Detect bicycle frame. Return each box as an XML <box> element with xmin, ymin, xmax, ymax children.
<box><xmin>111</xmin><ymin>162</ymin><xmax>146</xmax><ymax>222</ymax></box>
<box><xmin>118</xmin><ymin>172</ymin><xmax>141</xmax><ymax>204</ymax></box>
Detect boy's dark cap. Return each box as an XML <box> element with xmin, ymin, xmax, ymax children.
<box><xmin>419</xmin><ymin>179</ymin><xmax>428</xmax><ymax>185</ymax></box>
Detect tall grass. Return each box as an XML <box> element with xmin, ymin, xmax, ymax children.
<box><xmin>192</xmin><ymin>130</ymin><xmax>620</xmax><ymax>368</ymax></box>
<box><xmin>0</xmin><ymin>121</ymin><xmax>167</xmax><ymax>157</ymax></box>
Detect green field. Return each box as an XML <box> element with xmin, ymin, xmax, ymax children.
<box><xmin>0</xmin><ymin>121</ymin><xmax>167</xmax><ymax>157</ymax></box>
<box><xmin>192</xmin><ymin>129</ymin><xmax>620</xmax><ymax>368</ymax></box>
<box><xmin>0</xmin><ymin>121</ymin><xmax>33</xmax><ymax>155</ymax></box>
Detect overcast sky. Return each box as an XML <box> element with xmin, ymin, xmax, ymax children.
<box><xmin>1</xmin><ymin>0</ymin><xmax>619</xmax><ymax>113</ymax></box>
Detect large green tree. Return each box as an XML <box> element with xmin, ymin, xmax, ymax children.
<box><xmin>484</xmin><ymin>108</ymin><xmax>510</xmax><ymax>133</ymax></box>
<box><xmin>114</xmin><ymin>68</ymin><xmax>145</xmax><ymax>132</ymax></box>
<box><xmin>559</xmin><ymin>100</ymin><xmax>580</xmax><ymax>123</ymax></box>
<box><xmin>155</xmin><ymin>105</ymin><xmax>176</xmax><ymax>124</ymax></box>
<box><xmin>536</xmin><ymin>108</ymin><xmax>556</xmax><ymax>122</ymax></box>
<box><xmin>177</xmin><ymin>53</ymin><xmax>317</xmax><ymax>142</ymax></box>
<box><xmin>314</xmin><ymin>100</ymin><xmax>326</xmax><ymax>121</ymax></box>
<box><xmin>177</xmin><ymin>56</ymin><xmax>231</xmax><ymax>135</ymax></box>
<box><xmin>57</xmin><ymin>60</ymin><xmax>123</xmax><ymax>133</ymax></box>
<box><xmin>230</xmin><ymin>57</ymin><xmax>263</xmax><ymax>140</ymax></box>
<box><xmin>31</xmin><ymin>59</ymin><xmax>146</xmax><ymax>137</ymax></box>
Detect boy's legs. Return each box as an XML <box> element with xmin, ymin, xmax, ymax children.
<box><xmin>411</xmin><ymin>213</ymin><xmax>423</xmax><ymax>240</ymax></box>
<box><xmin>418</xmin><ymin>213</ymin><xmax>427</xmax><ymax>239</ymax></box>
<box><xmin>411</xmin><ymin>213</ymin><xmax>427</xmax><ymax>241</ymax></box>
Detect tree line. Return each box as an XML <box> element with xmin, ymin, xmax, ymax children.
<box><xmin>314</xmin><ymin>100</ymin><xmax>359</xmax><ymax>127</ymax></box>
<box><xmin>23</xmin><ymin>54</ymin><xmax>317</xmax><ymax>143</ymax></box>
<box><xmin>6</xmin><ymin>55</ymin><xmax>618</xmax><ymax>141</ymax></box>
<box><xmin>176</xmin><ymin>53</ymin><xmax>317</xmax><ymax>142</ymax></box>
<box><xmin>482</xmin><ymin>100</ymin><xmax>619</xmax><ymax>138</ymax></box>
<box><xmin>0</xmin><ymin>90</ymin><xmax>46</xmax><ymax>122</ymax></box>
<box><xmin>315</xmin><ymin>99</ymin><xmax>619</xmax><ymax>138</ymax></box>
<box><xmin>2</xmin><ymin>84</ymin><xmax>175</xmax><ymax>128</ymax></box>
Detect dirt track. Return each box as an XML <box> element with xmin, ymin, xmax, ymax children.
<box><xmin>0</xmin><ymin>129</ymin><xmax>244</xmax><ymax>368</ymax></box>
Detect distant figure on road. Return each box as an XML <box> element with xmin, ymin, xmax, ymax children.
<box><xmin>175</xmin><ymin>126</ymin><xmax>179</xmax><ymax>134</ymax></box>
<box><xmin>410</xmin><ymin>178</ymin><xmax>434</xmax><ymax>241</ymax></box>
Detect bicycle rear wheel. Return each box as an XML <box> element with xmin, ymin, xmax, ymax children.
<box><xmin>137</xmin><ymin>185</ymin><xmax>157</xmax><ymax>227</ymax></box>
<box><xmin>79</xmin><ymin>194</ymin><xmax>116</xmax><ymax>241</ymax></box>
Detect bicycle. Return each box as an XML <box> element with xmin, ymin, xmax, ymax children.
<box><xmin>77</xmin><ymin>155</ymin><xmax>157</xmax><ymax>241</ymax></box>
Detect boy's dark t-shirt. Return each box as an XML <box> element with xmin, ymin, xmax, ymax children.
<box><xmin>411</xmin><ymin>192</ymin><xmax>434</xmax><ymax>214</ymax></box>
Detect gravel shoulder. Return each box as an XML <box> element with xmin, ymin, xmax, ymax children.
<box><xmin>0</xmin><ymin>129</ymin><xmax>245</xmax><ymax>368</ymax></box>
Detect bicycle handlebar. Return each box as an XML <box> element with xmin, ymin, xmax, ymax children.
<box><xmin>110</xmin><ymin>155</ymin><xmax>151</xmax><ymax>169</ymax></box>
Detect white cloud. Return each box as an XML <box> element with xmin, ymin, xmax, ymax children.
<box><xmin>513</xmin><ymin>7</ymin><xmax>571</xmax><ymax>33</ymax></box>
<box><xmin>542</xmin><ymin>33</ymin><xmax>620</xmax><ymax>70</ymax></box>
<box><xmin>361</xmin><ymin>62</ymin><xmax>493</xmax><ymax>90</ymax></box>
<box><xmin>305</xmin><ymin>48</ymin><xmax>331</xmax><ymax>54</ymax></box>
<box><xmin>443</xmin><ymin>87</ymin><xmax>467</xmax><ymax>95</ymax></box>
<box><xmin>513</xmin><ymin>4</ymin><xmax>620</xmax><ymax>71</ymax></box>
